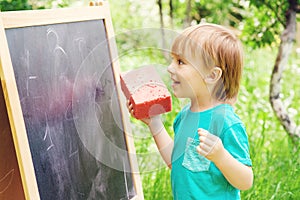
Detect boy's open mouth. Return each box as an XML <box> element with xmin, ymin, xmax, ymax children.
<box><xmin>171</xmin><ymin>78</ymin><xmax>180</xmax><ymax>85</ymax></box>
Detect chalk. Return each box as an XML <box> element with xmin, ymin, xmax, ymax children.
<box><xmin>120</xmin><ymin>66</ymin><xmax>172</xmax><ymax>119</ymax></box>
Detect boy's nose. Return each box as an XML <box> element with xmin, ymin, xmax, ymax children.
<box><xmin>167</xmin><ymin>64</ymin><xmax>175</xmax><ymax>74</ymax></box>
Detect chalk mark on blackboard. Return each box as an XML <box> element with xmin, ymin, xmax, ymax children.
<box><xmin>43</xmin><ymin>115</ymin><xmax>54</xmax><ymax>151</ymax></box>
<box><xmin>22</xmin><ymin>49</ymin><xmax>37</xmax><ymax>97</ymax></box>
<box><xmin>53</xmin><ymin>45</ymin><xmax>69</xmax><ymax>78</ymax></box>
<box><xmin>29</xmin><ymin>76</ymin><xmax>37</xmax><ymax>79</ymax></box>
<box><xmin>0</xmin><ymin>169</ymin><xmax>14</xmax><ymax>194</ymax></box>
<box><xmin>103</xmin><ymin>78</ymin><xmax>112</xmax><ymax>88</ymax></box>
<box><xmin>26</xmin><ymin>75</ymin><xmax>37</xmax><ymax>96</ymax></box>
<box><xmin>100</xmin><ymin>78</ymin><xmax>112</xmax><ymax>102</ymax></box>
<box><xmin>47</xmin><ymin>28</ymin><xmax>69</xmax><ymax>76</ymax></box>
<box><xmin>68</xmin><ymin>139</ymin><xmax>78</xmax><ymax>159</ymax></box>
<box><xmin>54</xmin><ymin>46</ymin><xmax>67</xmax><ymax>58</ymax></box>
<box><xmin>64</xmin><ymin>102</ymin><xmax>75</xmax><ymax>121</ymax></box>
<box><xmin>69</xmin><ymin>149</ymin><xmax>78</xmax><ymax>159</ymax></box>
<box><xmin>77</xmin><ymin>191</ymin><xmax>85</xmax><ymax>197</ymax></box>
<box><xmin>47</xmin><ymin>28</ymin><xmax>59</xmax><ymax>51</ymax></box>
<box><xmin>75</xmin><ymin>37</ymin><xmax>87</xmax><ymax>60</ymax></box>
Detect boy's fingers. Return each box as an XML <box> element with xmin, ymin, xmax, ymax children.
<box><xmin>126</xmin><ymin>100</ymin><xmax>135</xmax><ymax>117</ymax></box>
<box><xmin>198</xmin><ymin>128</ymin><xmax>211</xmax><ymax>142</ymax></box>
<box><xmin>126</xmin><ymin>100</ymin><xmax>133</xmax><ymax>110</ymax></box>
<box><xmin>196</xmin><ymin>145</ymin><xmax>208</xmax><ymax>156</ymax></box>
<box><xmin>199</xmin><ymin>137</ymin><xmax>214</xmax><ymax>146</ymax></box>
<box><xmin>200</xmin><ymin>143</ymin><xmax>211</xmax><ymax>152</ymax></box>
<box><xmin>198</xmin><ymin>128</ymin><xmax>219</xmax><ymax>141</ymax></box>
<box><xmin>196</xmin><ymin>146</ymin><xmax>204</xmax><ymax>155</ymax></box>
<box><xmin>198</xmin><ymin>128</ymin><xmax>209</xmax><ymax>136</ymax></box>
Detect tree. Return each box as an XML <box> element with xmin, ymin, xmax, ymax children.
<box><xmin>241</xmin><ymin>0</ymin><xmax>300</xmax><ymax>140</ymax></box>
<box><xmin>0</xmin><ymin>0</ymin><xmax>74</xmax><ymax>11</ymax></box>
<box><xmin>269</xmin><ymin>0</ymin><xmax>300</xmax><ymax>139</ymax></box>
<box><xmin>0</xmin><ymin>0</ymin><xmax>32</xmax><ymax>11</ymax></box>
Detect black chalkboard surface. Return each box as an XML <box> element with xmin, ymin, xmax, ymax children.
<box><xmin>0</xmin><ymin>4</ymin><xmax>143</xmax><ymax>200</ymax></box>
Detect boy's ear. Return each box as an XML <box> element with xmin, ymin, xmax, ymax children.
<box><xmin>204</xmin><ymin>67</ymin><xmax>222</xmax><ymax>84</ymax></box>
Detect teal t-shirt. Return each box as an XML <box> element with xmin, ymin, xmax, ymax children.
<box><xmin>171</xmin><ymin>104</ymin><xmax>252</xmax><ymax>200</ymax></box>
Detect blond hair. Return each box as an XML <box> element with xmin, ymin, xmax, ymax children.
<box><xmin>171</xmin><ymin>23</ymin><xmax>243</xmax><ymax>101</ymax></box>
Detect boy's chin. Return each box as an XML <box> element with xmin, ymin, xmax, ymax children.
<box><xmin>173</xmin><ymin>92</ymin><xmax>182</xmax><ymax>98</ymax></box>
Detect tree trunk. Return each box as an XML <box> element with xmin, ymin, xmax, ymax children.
<box><xmin>183</xmin><ymin>0</ymin><xmax>192</xmax><ymax>28</ymax></box>
<box><xmin>269</xmin><ymin>0</ymin><xmax>300</xmax><ymax>139</ymax></box>
<box><xmin>157</xmin><ymin>0</ymin><xmax>164</xmax><ymax>29</ymax></box>
<box><xmin>169</xmin><ymin>0</ymin><xmax>174</xmax><ymax>29</ymax></box>
<box><xmin>157</xmin><ymin>0</ymin><xmax>169</xmax><ymax>59</ymax></box>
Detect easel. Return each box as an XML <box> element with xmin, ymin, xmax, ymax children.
<box><xmin>0</xmin><ymin>1</ymin><xmax>143</xmax><ymax>199</ymax></box>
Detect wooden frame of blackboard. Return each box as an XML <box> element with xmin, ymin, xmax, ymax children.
<box><xmin>0</xmin><ymin>3</ymin><xmax>144</xmax><ymax>200</ymax></box>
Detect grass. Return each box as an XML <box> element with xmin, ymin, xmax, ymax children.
<box><xmin>239</xmin><ymin>48</ymin><xmax>300</xmax><ymax>200</ymax></box>
<box><xmin>118</xmin><ymin>41</ymin><xmax>300</xmax><ymax>199</ymax></box>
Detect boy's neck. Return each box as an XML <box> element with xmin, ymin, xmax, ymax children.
<box><xmin>190</xmin><ymin>98</ymin><xmax>223</xmax><ymax>112</ymax></box>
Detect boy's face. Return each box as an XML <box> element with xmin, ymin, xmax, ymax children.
<box><xmin>167</xmin><ymin>54</ymin><xmax>209</xmax><ymax>100</ymax></box>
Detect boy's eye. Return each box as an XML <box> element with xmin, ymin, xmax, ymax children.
<box><xmin>178</xmin><ymin>59</ymin><xmax>184</xmax><ymax>65</ymax></box>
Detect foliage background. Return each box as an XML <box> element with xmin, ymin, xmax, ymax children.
<box><xmin>1</xmin><ymin>0</ymin><xmax>300</xmax><ymax>199</ymax></box>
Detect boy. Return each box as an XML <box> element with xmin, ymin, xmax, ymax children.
<box><xmin>127</xmin><ymin>23</ymin><xmax>253</xmax><ymax>199</ymax></box>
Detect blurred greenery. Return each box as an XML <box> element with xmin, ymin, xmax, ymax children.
<box><xmin>0</xmin><ymin>0</ymin><xmax>32</xmax><ymax>11</ymax></box>
<box><xmin>1</xmin><ymin>0</ymin><xmax>299</xmax><ymax>199</ymax></box>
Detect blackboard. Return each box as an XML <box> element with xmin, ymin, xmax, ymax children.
<box><xmin>0</xmin><ymin>4</ymin><xmax>143</xmax><ymax>200</ymax></box>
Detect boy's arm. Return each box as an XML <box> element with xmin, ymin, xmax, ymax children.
<box><xmin>127</xmin><ymin>101</ymin><xmax>173</xmax><ymax>168</ymax></box>
<box><xmin>147</xmin><ymin>116</ymin><xmax>174</xmax><ymax>168</ymax></box>
<box><xmin>212</xmin><ymin>148</ymin><xmax>253</xmax><ymax>190</ymax></box>
<box><xmin>197</xmin><ymin>129</ymin><xmax>253</xmax><ymax>190</ymax></box>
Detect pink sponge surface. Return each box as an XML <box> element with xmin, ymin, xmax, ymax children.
<box><xmin>120</xmin><ymin>66</ymin><xmax>172</xmax><ymax>119</ymax></box>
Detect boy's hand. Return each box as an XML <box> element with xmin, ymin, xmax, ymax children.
<box><xmin>126</xmin><ymin>100</ymin><xmax>151</xmax><ymax>124</ymax></box>
<box><xmin>196</xmin><ymin>128</ymin><xmax>225</xmax><ymax>163</ymax></box>
<box><xmin>126</xmin><ymin>100</ymin><xmax>163</xmax><ymax>135</ymax></box>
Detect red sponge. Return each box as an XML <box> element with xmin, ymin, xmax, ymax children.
<box><xmin>120</xmin><ymin>66</ymin><xmax>172</xmax><ymax>119</ymax></box>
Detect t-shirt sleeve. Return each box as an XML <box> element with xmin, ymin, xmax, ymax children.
<box><xmin>222</xmin><ymin>123</ymin><xmax>252</xmax><ymax>167</ymax></box>
<box><xmin>173</xmin><ymin>111</ymin><xmax>182</xmax><ymax>134</ymax></box>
